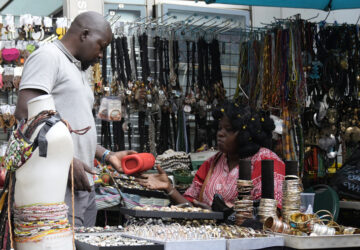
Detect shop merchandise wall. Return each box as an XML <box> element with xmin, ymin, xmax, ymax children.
<box><xmin>94</xmin><ymin>2</ymin><xmax>360</xmax><ymax>190</ymax></box>
<box><xmin>96</xmin><ymin>1</ymin><xmax>250</xmax><ymax>152</ymax></box>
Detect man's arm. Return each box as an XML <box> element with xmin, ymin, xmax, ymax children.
<box><xmin>95</xmin><ymin>145</ymin><xmax>136</xmax><ymax>172</ymax></box>
<box><xmin>15</xmin><ymin>89</ymin><xmax>47</xmax><ymax>120</ymax></box>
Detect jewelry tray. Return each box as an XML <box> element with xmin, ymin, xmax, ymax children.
<box><xmin>75</xmin><ymin>233</ymin><xmax>164</xmax><ymax>250</ymax></box>
<box><xmin>75</xmin><ymin>241</ymin><xmax>164</xmax><ymax>250</ymax></box>
<box><xmin>122</xmin><ymin>233</ymin><xmax>227</xmax><ymax>250</ymax></box>
<box><xmin>119</xmin><ymin>207</ymin><xmax>224</xmax><ymax>220</ymax></box>
<box><xmin>276</xmin><ymin>233</ymin><xmax>360</xmax><ymax>249</ymax></box>
<box><xmin>120</xmin><ymin>186</ymin><xmax>168</xmax><ymax>199</ymax></box>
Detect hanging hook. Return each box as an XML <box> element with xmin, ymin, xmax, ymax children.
<box><xmin>152</xmin><ymin>12</ymin><xmax>169</xmax><ymax>24</ymax></box>
<box><xmin>107</xmin><ymin>14</ymin><xmax>118</xmax><ymax>24</ymax></box>
<box><xmin>110</xmin><ymin>15</ymin><xmax>121</xmax><ymax>27</ymax></box>
<box><xmin>180</xmin><ymin>16</ymin><xmax>201</xmax><ymax>34</ymax></box>
<box><xmin>182</xmin><ymin>14</ymin><xmax>196</xmax><ymax>24</ymax></box>
<box><xmin>134</xmin><ymin>15</ymin><xmax>149</xmax><ymax>23</ymax></box>
<box><xmin>206</xmin><ymin>18</ymin><xmax>232</xmax><ymax>32</ymax></box>
<box><xmin>161</xmin><ymin>15</ymin><xmax>177</xmax><ymax>24</ymax></box>
<box><xmin>306</xmin><ymin>13</ymin><xmax>319</xmax><ymax>21</ymax></box>
<box><xmin>174</xmin><ymin>17</ymin><xmax>200</xmax><ymax>36</ymax></box>
<box><xmin>214</xmin><ymin>20</ymin><xmax>235</xmax><ymax>34</ymax></box>
<box><xmin>218</xmin><ymin>24</ymin><xmax>238</xmax><ymax>34</ymax></box>
<box><xmin>318</xmin><ymin>10</ymin><xmax>331</xmax><ymax>24</ymax></box>
<box><xmin>171</xmin><ymin>20</ymin><xmax>186</xmax><ymax>32</ymax></box>
<box><xmin>356</xmin><ymin>14</ymin><xmax>360</xmax><ymax>25</ymax></box>
<box><xmin>189</xmin><ymin>16</ymin><xmax>218</xmax><ymax>32</ymax></box>
<box><xmin>201</xmin><ymin>16</ymin><xmax>221</xmax><ymax>31</ymax></box>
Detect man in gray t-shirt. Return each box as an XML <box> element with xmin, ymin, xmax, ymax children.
<box><xmin>15</xmin><ymin>11</ymin><xmax>135</xmax><ymax>227</ymax></box>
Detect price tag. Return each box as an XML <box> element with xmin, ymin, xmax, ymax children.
<box><xmin>147</xmin><ymin>103</ymin><xmax>153</xmax><ymax>108</ymax></box>
<box><xmin>104</xmin><ymin>87</ymin><xmax>110</xmax><ymax>92</ymax></box>
<box><xmin>126</xmin><ymin>90</ymin><xmax>132</xmax><ymax>95</ymax></box>
<box><xmin>184</xmin><ymin>105</ymin><xmax>191</xmax><ymax>113</ymax></box>
<box><xmin>14</xmin><ymin>66</ymin><xmax>23</xmax><ymax>76</ymax></box>
<box><xmin>43</xmin><ymin>17</ymin><xmax>52</xmax><ymax>28</ymax></box>
<box><xmin>206</xmin><ymin>105</ymin><xmax>212</xmax><ymax>110</ymax></box>
<box><xmin>189</xmin><ymin>115</ymin><xmax>195</xmax><ymax>120</ymax></box>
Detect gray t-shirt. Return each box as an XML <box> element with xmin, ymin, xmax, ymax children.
<box><xmin>19</xmin><ymin>40</ymin><xmax>97</xmax><ymax>185</ymax></box>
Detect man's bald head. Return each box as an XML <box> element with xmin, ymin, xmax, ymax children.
<box><xmin>61</xmin><ymin>11</ymin><xmax>112</xmax><ymax>70</ymax></box>
<box><xmin>68</xmin><ymin>11</ymin><xmax>111</xmax><ymax>37</ymax></box>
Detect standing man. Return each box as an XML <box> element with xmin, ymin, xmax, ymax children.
<box><xmin>15</xmin><ymin>11</ymin><xmax>134</xmax><ymax>227</ymax></box>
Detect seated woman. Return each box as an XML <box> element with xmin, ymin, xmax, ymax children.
<box><xmin>137</xmin><ymin>101</ymin><xmax>285</xmax><ymax>209</ymax></box>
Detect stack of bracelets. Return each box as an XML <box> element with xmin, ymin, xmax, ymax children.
<box><xmin>75</xmin><ymin>225</ymin><xmax>124</xmax><ymax>233</ymax></box>
<box><xmin>75</xmin><ymin>234</ymin><xmax>155</xmax><ymax>247</ymax></box>
<box><xmin>234</xmin><ymin>179</ymin><xmax>254</xmax><ymax>225</ymax></box>
<box><xmin>264</xmin><ymin>210</ymin><xmax>360</xmax><ymax>236</ymax></box>
<box><xmin>218</xmin><ymin>225</ymin><xmax>267</xmax><ymax>239</ymax></box>
<box><xmin>258</xmin><ymin>198</ymin><xmax>277</xmax><ymax>223</ymax></box>
<box><xmin>281</xmin><ymin>175</ymin><xmax>303</xmax><ymax>222</ymax></box>
<box><xmin>124</xmin><ymin>223</ymin><xmax>223</xmax><ymax>241</ymax></box>
<box><xmin>14</xmin><ymin>202</ymin><xmax>71</xmax><ymax>243</ymax></box>
<box><xmin>263</xmin><ymin>216</ymin><xmax>291</xmax><ymax>234</ymax></box>
<box><xmin>124</xmin><ymin>223</ymin><xmax>268</xmax><ymax>240</ymax></box>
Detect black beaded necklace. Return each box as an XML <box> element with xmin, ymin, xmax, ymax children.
<box><xmin>100</xmin><ymin>47</ymin><xmax>112</xmax><ymax>149</ymax></box>
<box><xmin>115</xmin><ymin>37</ymin><xmax>126</xmax><ymax>88</ymax></box>
<box><xmin>122</xmin><ymin>36</ymin><xmax>132</xmax><ymax>84</ymax></box>
<box><xmin>132</xmin><ymin>35</ymin><xmax>138</xmax><ymax>80</ymax></box>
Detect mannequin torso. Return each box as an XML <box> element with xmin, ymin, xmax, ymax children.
<box><xmin>14</xmin><ymin>94</ymin><xmax>74</xmax><ymax>250</ymax></box>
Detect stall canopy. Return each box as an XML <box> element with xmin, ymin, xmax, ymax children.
<box><xmin>204</xmin><ymin>0</ymin><xmax>360</xmax><ymax>11</ymax></box>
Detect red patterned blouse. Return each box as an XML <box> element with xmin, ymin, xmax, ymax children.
<box><xmin>183</xmin><ymin>148</ymin><xmax>285</xmax><ymax>208</ymax></box>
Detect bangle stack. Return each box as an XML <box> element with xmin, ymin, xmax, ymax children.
<box><xmin>234</xmin><ymin>179</ymin><xmax>254</xmax><ymax>225</ymax></box>
<box><xmin>258</xmin><ymin>198</ymin><xmax>277</xmax><ymax>223</ymax></box>
<box><xmin>282</xmin><ymin>175</ymin><xmax>303</xmax><ymax>223</ymax></box>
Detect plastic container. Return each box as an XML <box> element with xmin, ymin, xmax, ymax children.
<box><xmin>173</xmin><ymin>169</ymin><xmax>194</xmax><ymax>184</ymax></box>
<box><xmin>121</xmin><ymin>153</ymin><xmax>155</xmax><ymax>175</ymax></box>
<box><xmin>300</xmin><ymin>193</ymin><xmax>315</xmax><ymax>214</ymax></box>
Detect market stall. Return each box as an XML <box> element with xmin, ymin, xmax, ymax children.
<box><xmin>0</xmin><ymin>0</ymin><xmax>359</xmax><ymax>249</ymax></box>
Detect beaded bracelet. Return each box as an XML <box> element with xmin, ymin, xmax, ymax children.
<box><xmin>102</xmin><ymin>150</ymin><xmax>111</xmax><ymax>165</ymax></box>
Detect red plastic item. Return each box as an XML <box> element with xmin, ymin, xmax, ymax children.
<box><xmin>121</xmin><ymin>153</ymin><xmax>155</xmax><ymax>175</ymax></box>
<box><xmin>0</xmin><ymin>168</ymin><xmax>6</xmax><ymax>188</ymax></box>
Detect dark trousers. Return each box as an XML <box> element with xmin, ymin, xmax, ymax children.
<box><xmin>65</xmin><ymin>185</ymin><xmax>97</xmax><ymax>227</ymax></box>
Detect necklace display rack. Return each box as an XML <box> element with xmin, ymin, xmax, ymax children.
<box><xmin>96</xmin><ymin>13</ymin><xmax>238</xmax><ymax>156</ymax></box>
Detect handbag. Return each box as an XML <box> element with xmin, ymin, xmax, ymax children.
<box><xmin>2</xmin><ymin>48</ymin><xmax>20</xmax><ymax>62</ymax></box>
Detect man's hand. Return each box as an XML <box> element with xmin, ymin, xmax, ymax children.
<box><xmin>69</xmin><ymin>157</ymin><xmax>96</xmax><ymax>192</ymax></box>
<box><xmin>107</xmin><ymin>150</ymin><xmax>137</xmax><ymax>173</ymax></box>
<box><xmin>136</xmin><ymin>165</ymin><xmax>171</xmax><ymax>191</ymax></box>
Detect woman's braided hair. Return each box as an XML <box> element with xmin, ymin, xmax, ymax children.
<box><xmin>213</xmin><ymin>100</ymin><xmax>275</xmax><ymax>158</ymax></box>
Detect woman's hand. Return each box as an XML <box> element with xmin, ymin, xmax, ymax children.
<box><xmin>192</xmin><ymin>199</ymin><xmax>212</xmax><ymax>210</ymax></box>
<box><xmin>136</xmin><ymin>165</ymin><xmax>172</xmax><ymax>191</ymax></box>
